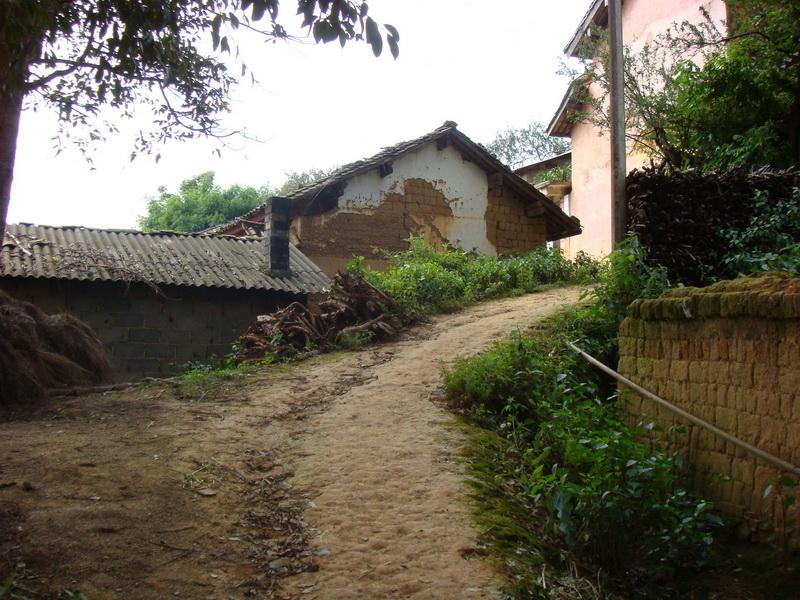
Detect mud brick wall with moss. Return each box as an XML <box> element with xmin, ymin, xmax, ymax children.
<box><xmin>617</xmin><ymin>275</ymin><xmax>800</xmax><ymax>539</ymax></box>
<box><xmin>0</xmin><ymin>278</ymin><xmax>298</xmax><ymax>378</ymax></box>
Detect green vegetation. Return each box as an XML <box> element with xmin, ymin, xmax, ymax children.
<box><xmin>349</xmin><ymin>238</ymin><xmax>601</xmax><ymax>316</ymax></box>
<box><xmin>443</xmin><ymin>239</ymin><xmax>722</xmax><ymax>597</ymax></box>
<box><xmin>485</xmin><ymin>121</ymin><xmax>570</xmax><ymax>168</ymax></box>
<box><xmin>139</xmin><ymin>172</ymin><xmax>266</xmax><ymax>233</ymax></box>
<box><xmin>573</xmin><ymin>0</ymin><xmax>800</xmax><ymax>171</ymax></box>
<box><xmin>720</xmin><ymin>187</ymin><xmax>800</xmax><ymax>276</ymax></box>
<box><xmin>138</xmin><ymin>168</ymin><xmax>334</xmax><ymax>233</ymax></box>
<box><xmin>532</xmin><ymin>164</ymin><xmax>572</xmax><ymax>185</ymax></box>
<box><xmin>1</xmin><ymin>1</ymin><xmax>399</xmax><ymax>242</ymax></box>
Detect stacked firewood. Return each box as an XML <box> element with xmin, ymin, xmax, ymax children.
<box><xmin>236</xmin><ymin>272</ymin><xmax>403</xmax><ymax>361</ymax></box>
<box><xmin>626</xmin><ymin>166</ymin><xmax>800</xmax><ymax>285</ymax></box>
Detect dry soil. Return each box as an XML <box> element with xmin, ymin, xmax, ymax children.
<box><xmin>0</xmin><ymin>286</ymin><xmax>581</xmax><ymax>599</ymax></box>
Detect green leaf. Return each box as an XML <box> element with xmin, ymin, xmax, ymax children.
<box><xmin>384</xmin><ymin>23</ymin><xmax>399</xmax><ymax>42</ymax></box>
<box><xmin>365</xmin><ymin>16</ymin><xmax>382</xmax><ymax>57</ymax></box>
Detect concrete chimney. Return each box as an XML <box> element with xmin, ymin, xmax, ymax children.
<box><xmin>264</xmin><ymin>197</ymin><xmax>291</xmax><ymax>277</ymax></box>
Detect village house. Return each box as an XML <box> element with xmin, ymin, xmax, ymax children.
<box><xmin>0</xmin><ymin>216</ymin><xmax>328</xmax><ymax>377</ymax></box>
<box><xmin>206</xmin><ymin>121</ymin><xmax>582</xmax><ymax>275</ymax></box>
<box><xmin>547</xmin><ymin>0</ymin><xmax>728</xmax><ymax>259</ymax></box>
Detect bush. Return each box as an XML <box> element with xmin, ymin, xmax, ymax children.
<box><xmin>721</xmin><ymin>187</ymin><xmax>800</xmax><ymax>275</ymax></box>
<box><xmin>366</xmin><ymin>260</ymin><xmax>467</xmax><ymax>314</ymax></box>
<box><xmin>350</xmin><ymin>237</ymin><xmax>602</xmax><ymax>316</ymax></box>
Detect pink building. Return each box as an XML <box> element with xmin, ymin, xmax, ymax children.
<box><xmin>548</xmin><ymin>0</ymin><xmax>728</xmax><ymax>259</ymax></box>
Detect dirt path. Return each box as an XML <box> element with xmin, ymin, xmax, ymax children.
<box><xmin>0</xmin><ymin>287</ymin><xmax>581</xmax><ymax>599</ymax></box>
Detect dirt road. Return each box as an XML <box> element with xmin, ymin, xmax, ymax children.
<box><xmin>0</xmin><ymin>286</ymin><xmax>581</xmax><ymax>599</ymax></box>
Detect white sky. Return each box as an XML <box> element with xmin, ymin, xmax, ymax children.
<box><xmin>9</xmin><ymin>0</ymin><xmax>588</xmax><ymax>230</ymax></box>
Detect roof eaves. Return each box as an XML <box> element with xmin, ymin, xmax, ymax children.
<box><xmin>564</xmin><ymin>0</ymin><xmax>608</xmax><ymax>58</ymax></box>
<box><xmin>447</xmin><ymin>130</ymin><xmax>580</xmax><ymax>240</ymax></box>
<box><xmin>547</xmin><ymin>80</ymin><xmax>585</xmax><ymax>138</ymax></box>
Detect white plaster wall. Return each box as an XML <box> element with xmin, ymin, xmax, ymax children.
<box><xmin>337</xmin><ymin>143</ymin><xmax>496</xmax><ymax>254</ymax></box>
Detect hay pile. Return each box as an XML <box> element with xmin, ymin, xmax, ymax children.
<box><xmin>0</xmin><ymin>289</ymin><xmax>111</xmax><ymax>405</ymax></box>
<box><xmin>236</xmin><ymin>271</ymin><xmax>403</xmax><ymax>361</ymax></box>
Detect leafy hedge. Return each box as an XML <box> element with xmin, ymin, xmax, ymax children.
<box><xmin>443</xmin><ymin>239</ymin><xmax>720</xmax><ymax>597</ymax></box>
<box><xmin>348</xmin><ymin>238</ymin><xmax>601</xmax><ymax>316</ymax></box>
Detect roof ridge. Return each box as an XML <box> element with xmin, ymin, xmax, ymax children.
<box><xmin>6</xmin><ymin>222</ymin><xmax>263</xmax><ymax>240</ymax></box>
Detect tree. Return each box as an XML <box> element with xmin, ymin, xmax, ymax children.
<box><xmin>485</xmin><ymin>121</ymin><xmax>570</xmax><ymax>168</ymax></box>
<box><xmin>139</xmin><ymin>171</ymin><xmax>265</xmax><ymax>232</ymax></box>
<box><xmin>568</xmin><ymin>0</ymin><xmax>800</xmax><ymax>171</ymax></box>
<box><xmin>138</xmin><ymin>167</ymin><xmax>334</xmax><ymax>232</ymax></box>
<box><xmin>275</xmin><ymin>166</ymin><xmax>336</xmax><ymax>196</ymax></box>
<box><xmin>0</xmin><ymin>1</ymin><xmax>400</xmax><ymax>241</ymax></box>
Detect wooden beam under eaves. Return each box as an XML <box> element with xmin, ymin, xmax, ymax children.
<box><xmin>525</xmin><ymin>202</ymin><xmax>546</xmax><ymax>218</ymax></box>
<box><xmin>378</xmin><ymin>162</ymin><xmax>393</xmax><ymax>178</ymax></box>
<box><xmin>437</xmin><ymin>135</ymin><xmax>451</xmax><ymax>150</ymax></box>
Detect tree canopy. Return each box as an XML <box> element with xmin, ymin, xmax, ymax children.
<box><xmin>0</xmin><ymin>0</ymin><xmax>398</xmax><ymax>240</ymax></box>
<box><xmin>570</xmin><ymin>0</ymin><xmax>799</xmax><ymax>171</ymax></box>
<box><xmin>485</xmin><ymin>121</ymin><xmax>570</xmax><ymax>168</ymax></box>
<box><xmin>138</xmin><ymin>167</ymin><xmax>333</xmax><ymax>232</ymax></box>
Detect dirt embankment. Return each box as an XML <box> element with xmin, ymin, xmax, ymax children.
<box><xmin>0</xmin><ymin>287</ymin><xmax>581</xmax><ymax>599</ymax></box>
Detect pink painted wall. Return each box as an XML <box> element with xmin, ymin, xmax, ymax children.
<box><xmin>563</xmin><ymin>0</ymin><xmax>727</xmax><ymax>259</ymax></box>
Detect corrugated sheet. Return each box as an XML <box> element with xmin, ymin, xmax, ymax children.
<box><xmin>0</xmin><ymin>224</ymin><xmax>330</xmax><ymax>295</ymax></box>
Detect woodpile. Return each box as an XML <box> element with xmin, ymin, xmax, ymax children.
<box><xmin>236</xmin><ymin>272</ymin><xmax>403</xmax><ymax>361</ymax></box>
<box><xmin>0</xmin><ymin>290</ymin><xmax>112</xmax><ymax>405</ymax></box>
<box><xmin>626</xmin><ymin>166</ymin><xmax>800</xmax><ymax>285</ymax></box>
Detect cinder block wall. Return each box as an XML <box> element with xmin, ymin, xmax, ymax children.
<box><xmin>617</xmin><ymin>275</ymin><xmax>800</xmax><ymax>539</ymax></box>
<box><xmin>1</xmin><ymin>278</ymin><xmax>298</xmax><ymax>377</ymax></box>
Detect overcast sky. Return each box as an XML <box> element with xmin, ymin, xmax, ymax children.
<box><xmin>9</xmin><ymin>0</ymin><xmax>588</xmax><ymax>230</ymax></box>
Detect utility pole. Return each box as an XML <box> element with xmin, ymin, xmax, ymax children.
<box><xmin>608</xmin><ymin>0</ymin><xmax>627</xmax><ymax>247</ymax></box>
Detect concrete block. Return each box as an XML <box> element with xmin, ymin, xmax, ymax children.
<box><xmin>128</xmin><ymin>328</ymin><xmax>162</xmax><ymax>343</ymax></box>
<box><xmin>144</xmin><ymin>344</ymin><xmax>177</xmax><ymax>360</ymax></box>
<box><xmin>110</xmin><ymin>342</ymin><xmax>146</xmax><ymax>359</ymax></box>
<box><xmin>109</xmin><ymin>312</ymin><xmax>144</xmax><ymax>328</ymax></box>
<box><xmin>125</xmin><ymin>357</ymin><xmax>161</xmax><ymax>374</ymax></box>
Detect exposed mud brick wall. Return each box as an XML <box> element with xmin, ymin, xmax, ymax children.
<box><xmin>485</xmin><ymin>186</ymin><xmax>548</xmax><ymax>254</ymax></box>
<box><xmin>618</xmin><ymin>275</ymin><xmax>800</xmax><ymax>540</ymax></box>
<box><xmin>292</xmin><ymin>178</ymin><xmax>549</xmax><ymax>276</ymax></box>
<box><xmin>0</xmin><ymin>279</ymin><xmax>297</xmax><ymax>377</ymax></box>
<box><xmin>293</xmin><ymin>178</ymin><xmax>452</xmax><ymax>269</ymax></box>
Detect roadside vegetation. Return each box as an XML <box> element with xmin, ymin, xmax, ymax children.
<box><xmin>349</xmin><ymin>237</ymin><xmax>600</xmax><ymax>316</ymax></box>
<box><xmin>444</xmin><ymin>230</ymin><xmax>800</xmax><ymax>598</ymax></box>
<box><xmin>177</xmin><ymin>238</ymin><xmax>600</xmax><ymax>386</ymax></box>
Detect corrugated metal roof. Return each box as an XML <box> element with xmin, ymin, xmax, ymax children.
<box><xmin>0</xmin><ymin>224</ymin><xmax>330</xmax><ymax>294</ymax></box>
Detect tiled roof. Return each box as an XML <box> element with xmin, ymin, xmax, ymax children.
<box><xmin>204</xmin><ymin>121</ymin><xmax>581</xmax><ymax>240</ymax></box>
<box><xmin>0</xmin><ymin>223</ymin><xmax>329</xmax><ymax>294</ymax></box>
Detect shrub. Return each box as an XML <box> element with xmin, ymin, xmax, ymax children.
<box><xmin>350</xmin><ymin>237</ymin><xmax>602</xmax><ymax>316</ymax></box>
<box><xmin>366</xmin><ymin>260</ymin><xmax>467</xmax><ymax>314</ymax></box>
<box><xmin>444</xmin><ymin>239</ymin><xmax>718</xmax><ymax>595</ymax></box>
<box><xmin>721</xmin><ymin>187</ymin><xmax>800</xmax><ymax>275</ymax></box>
